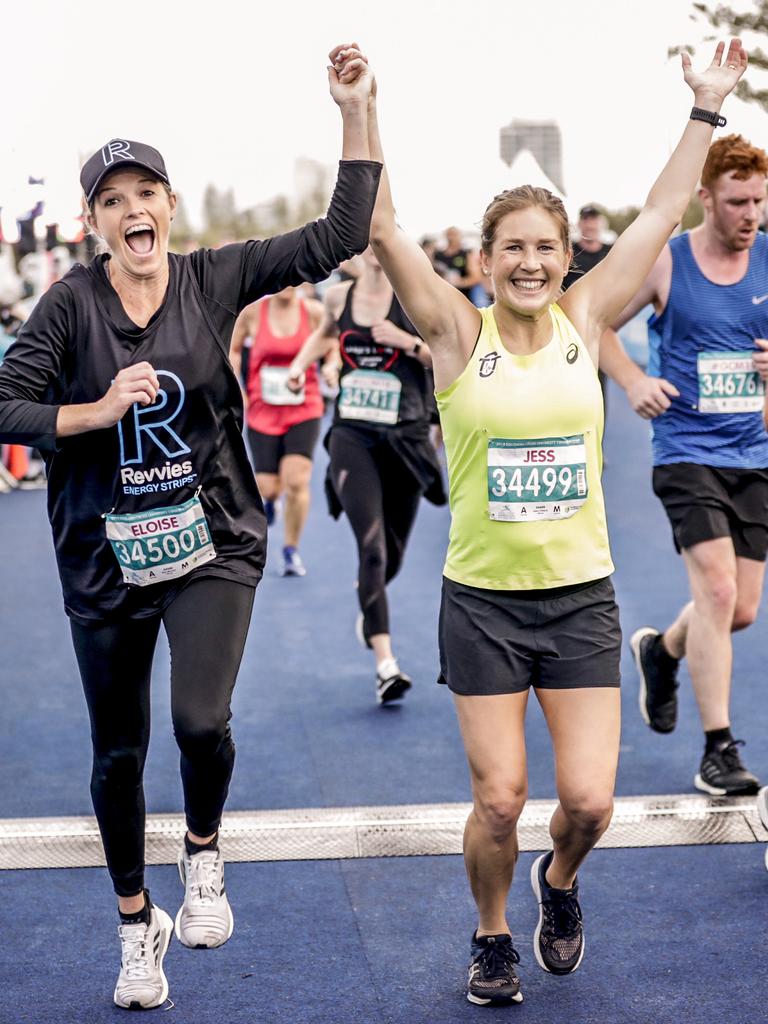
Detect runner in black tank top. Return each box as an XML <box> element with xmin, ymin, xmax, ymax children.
<box><xmin>0</xmin><ymin>45</ymin><xmax>380</xmax><ymax>1011</ymax></box>
<box><xmin>288</xmin><ymin>247</ymin><xmax>445</xmax><ymax>705</ymax></box>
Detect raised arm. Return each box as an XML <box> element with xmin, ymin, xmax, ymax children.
<box><xmin>561</xmin><ymin>39</ymin><xmax>748</xmax><ymax>341</ymax></box>
<box><xmin>360</xmin><ymin>66</ymin><xmax>479</xmax><ymax>383</ymax></box>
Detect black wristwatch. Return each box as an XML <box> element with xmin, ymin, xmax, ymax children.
<box><xmin>690</xmin><ymin>106</ymin><xmax>727</xmax><ymax>128</ymax></box>
<box><xmin>411</xmin><ymin>338</ymin><xmax>424</xmax><ymax>356</ymax></box>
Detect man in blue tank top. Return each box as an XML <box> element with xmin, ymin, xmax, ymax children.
<box><xmin>602</xmin><ymin>134</ymin><xmax>768</xmax><ymax>796</ymax></box>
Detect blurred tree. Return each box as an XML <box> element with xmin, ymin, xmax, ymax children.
<box><xmin>670</xmin><ymin>2</ymin><xmax>768</xmax><ymax>109</ymax></box>
<box><xmin>169</xmin><ymin>192</ymin><xmax>194</xmax><ymax>251</ymax></box>
<box><xmin>604</xmin><ymin>206</ymin><xmax>641</xmax><ymax>236</ymax></box>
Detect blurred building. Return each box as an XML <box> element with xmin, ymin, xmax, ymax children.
<box><xmin>500</xmin><ymin>120</ymin><xmax>564</xmax><ymax>194</ymax></box>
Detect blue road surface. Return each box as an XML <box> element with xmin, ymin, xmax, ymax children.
<box><xmin>1</xmin><ymin>382</ymin><xmax>767</xmax><ymax>1022</ymax></box>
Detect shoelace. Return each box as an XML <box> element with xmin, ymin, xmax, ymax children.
<box><xmin>719</xmin><ymin>739</ymin><xmax>747</xmax><ymax>770</ymax></box>
<box><xmin>542</xmin><ymin>892</ymin><xmax>583</xmax><ymax>938</ymax></box>
<box><xmin>186</xmin><ymin>851</ymin><xmax>221</xmax><ymax>904</ymax></box>
<box><xmin>474</xmin><ymin>940</ymin><xmax>520</xmax><ymax>977</ymax></box>
<box><xmin>119</xmin><ymin>925</ymin><xmax>151</xmax><ymax>977</ymax></box>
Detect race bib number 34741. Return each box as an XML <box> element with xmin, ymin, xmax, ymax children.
<box><xmin>698</xmin><ymin>350</ymin><xmax>765</xmax><ymax>413</ymax></box>
<box><xmin>488</xmin><ymin>435</ymin><xmax>588</xmax><ymax>522</ymax></box>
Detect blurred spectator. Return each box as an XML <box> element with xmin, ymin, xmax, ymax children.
<box><xmin>563</xmin><ymin>204</ymin><xmax>613</xmax><ymax>290</ymax></box>
<box><xmin>433</xmin><ymin>226</ymin><xmax>482</xmax><ymax>301</ymax></box>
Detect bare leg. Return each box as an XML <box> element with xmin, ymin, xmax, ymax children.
<box><xmin>453</xmin><ymin>692</ymin><xmax>529</xmax><ymax>936</ymax></box>
<box><xmin>255</xmin><ymin>471</ymin><xmax>280</xmax><ymax>505</ymax></box>
<box><xmin>536</xmin><ymin>688</ymin><xmax>620</xmax><ymax>888</ymax></box>
<box><xmin>279</xmin><ymin>455</ymin><xmax>312</xmax><ymax>549</ymax></box>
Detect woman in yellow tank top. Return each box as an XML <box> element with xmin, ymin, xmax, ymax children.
<box><xmin>330</xmin><ymin>39</ymin><xmax>748</xmax><ymax>1005</ymax></box>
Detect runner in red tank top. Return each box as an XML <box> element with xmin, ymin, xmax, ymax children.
<box><xmin>230</xmin><ymin>287</ymin><xmax>325</xmax><ymax>576</ymax></box>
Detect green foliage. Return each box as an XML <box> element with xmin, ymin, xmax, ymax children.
<box><xmin>670</xmin><ymin>1</ymin><xmax>768</xmax><ymax>109</ymax></box>
<box><xmin>604</xmin><ymin>206</ymin><xmax>642</xmax><ymax>235</ymax></box>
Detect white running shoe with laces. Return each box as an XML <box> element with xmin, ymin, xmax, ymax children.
<box><xmin>375</xmin><ymin>657</ymin><xmax>412</xmax><ymax>705</ymax></box>
<box><xmin>175</xmin><ymin>844</ymin><xmax>234</xmax><ymax>948</ymax></box>
<box><xmin>114</xmin><ymin>905</ymin><xmax>173</xmax><ymax>1010</ymax></box>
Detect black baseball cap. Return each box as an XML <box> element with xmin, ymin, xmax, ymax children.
<box><xmin>578</xmin><ymin>204</ymin><xmax>603</xmax><ymax>219</ymax></box>
<box><xmin>80</xmin><ymin>139</ymin><xmax>170</xmax><ymax>204</ymax></box>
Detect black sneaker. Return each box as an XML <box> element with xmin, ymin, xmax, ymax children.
<box><xmin>630</xmin><ymin>627</ymin><xmax>680</xmax><ymax>733</ymax></box>
<box><xmin>467</xmin><ymin>932</ymin><xmax>523</xmax><ymax>1006</ymax></box>
<box><xmin>694</xmin><ymin>739</ymin><xmax>760</xmax><ymax>796</ymax></box>
<box><xmin>530</xmin><ymin>852</ymin><xmax>584</xmax><ymax>975</ymax></box>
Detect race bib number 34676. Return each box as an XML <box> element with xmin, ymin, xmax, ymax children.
<box><xmin>698</xmin><ymin>350</ymin><xmax>765</xmax><ymax>413</ymax></box>
<box><xmin>488</xmin><ymin>435</ymin><xmax>588</xmax><ymax>522</ymax></box>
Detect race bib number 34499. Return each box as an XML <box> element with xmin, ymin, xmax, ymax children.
<box><xmin>488</xmin><ymin>435</ymin><xmax>588</xmax><ymax>522</ymax></box>
<box><xmin>698</xmin><ymin>350</ymin><xmax>765</xmax><ymax>413</ymax></box>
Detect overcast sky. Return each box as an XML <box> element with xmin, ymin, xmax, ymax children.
<box><xmin>3</xmin><ymin>0</ymin><xmax>768</xmax><ymax>237</ymax></box>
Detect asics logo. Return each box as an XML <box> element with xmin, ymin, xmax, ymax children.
<box><xmin>752</xmin><ymin>294</ymin><xmax>768</xmax><ymax>305</ymax></box>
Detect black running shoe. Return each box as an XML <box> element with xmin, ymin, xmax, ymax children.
<box><xmin>694</xmin><ymin>739</ymin><xmax>760</xmax><ymax>796</ymax></box>
<box><xmin>630</xmin><ymin>626</ymin><xmax>680</xmax><ymax>733</ymax></box>
<box><xmin>467</xmin><ymin>932</ymin><xmax>523</xmax><ymax>1006</ymax></box>
<box><xmin>530</xmin><ymin>852</ymin><xmax>584</xmax><ymax>975</ymax></box>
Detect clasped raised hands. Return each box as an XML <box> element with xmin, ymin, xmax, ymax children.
<box><xmin>328</xmin><ymin>43</ymin><xmax>375</xmax><ymax>106</ymax></box>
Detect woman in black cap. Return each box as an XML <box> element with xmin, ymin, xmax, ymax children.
<box><xmin>0</xmin><ymin>44</ymin><xmax>378</xmax><ymax>1010</ymax></box>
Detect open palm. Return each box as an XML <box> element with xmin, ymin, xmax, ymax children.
<box><xmin>682</xmin><ymin>38</ymin><xmax>748</xmax><ymax>101</ymax></box>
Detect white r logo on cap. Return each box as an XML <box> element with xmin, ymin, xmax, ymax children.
<box><xmin>102</xmin><ymin>140</ymin><xmax>135</xmax><ymax>167</ymax></box>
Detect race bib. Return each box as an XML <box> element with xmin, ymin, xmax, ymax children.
<box><xmin>339</xmin><ymin>369</ymin><xmax>402</xmax><ymax>425</ymax></box>
<box><xmin>697</xmin><ymin>350</ymin><xmax>765</xmax><ymax>413</ymax></box>
<box><xmin>260</xmin><ymin>365</ymin><xmax>304</xmax><ymax>406</ymax></box>
<box><xmin>488</xmin><ymin>435</ymin><xmax>588</xmax><ymax>522</ymax></box>
<box><xmin>105</xmin><ymin>495</ymin><xmax>216</xmax><ymax>587</ymax></box>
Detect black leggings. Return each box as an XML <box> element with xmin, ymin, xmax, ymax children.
<box><xmin>70</xmin><ymin>577</ymin><xmax>254</xmax><ymax>897</ymax></box>
<box><xmin>329</xmin><ymin>429</ymin><xmax>423</xmax><ymax>639</ymax></box>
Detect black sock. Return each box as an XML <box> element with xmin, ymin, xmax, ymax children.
<box><xmin>119</xmin><ymin>889</ymin><xmax>151</xmax><ymax>925</ymax></box>
<box><xmin>654</xmin><ymin>634</ymin><xmax>679</xmax><ymax>665</ymax></box>
<box><xmin>705</xmin><ymin>727</ymin><xmax>734</xmax><ymax>754</ymax></box>
<box><xmin>185</xmin><ymin>831</ymin><xmax>219</xmax><ymax>857</ymax></box>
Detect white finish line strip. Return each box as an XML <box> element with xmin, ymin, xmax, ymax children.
<box><xmin>0</xmin><ymin>794</ymin><xmax>764</xmax><ymax>870</ymax></box>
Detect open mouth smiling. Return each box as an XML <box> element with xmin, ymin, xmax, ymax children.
<box><xmin>124</xmin><ymin>223</ymin><xmax>156</xmax><ymax>255</ymax></box>
<box><xmin>511</xmin><ymin>279</ymin><xmax>546</xmax><ymax>293</ymax></box>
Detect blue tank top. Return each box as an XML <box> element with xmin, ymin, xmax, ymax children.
<box><xmin>648</xmin><ymin>232</ymin><xmax>768</xmax><ymax>468</ymax></box>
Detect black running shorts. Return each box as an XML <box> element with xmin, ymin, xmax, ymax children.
<box><xmin>652</xmin><ymin>463</ymin><xmax>768</xmax><ymax>561</ymax></box>
<box><xmin>247</xmin><ymin>418</ymin><xmax>321</xmax><ymax>475</ymax></box>
<box><xmin>438</xmin><ymin>576</ymin><xmax>621</xmax><ymax>695</ymax></box>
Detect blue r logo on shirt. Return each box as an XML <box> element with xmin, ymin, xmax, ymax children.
<box><xmin>118</xmin><ymin>370</ymin><xmax>191</xmax><ymax>465</ymax></box>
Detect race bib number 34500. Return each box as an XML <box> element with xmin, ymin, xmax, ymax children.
<box><xmin>488</xmin><ymin>435</ymin><xmax>588</xmax><ymax>522</ymax></box>
<box><xmin>698</xmin><ymin>350</ymin><xmax>765</xmax><ymax>413</ymax></box>
<box><xmin>105</xmin><ymin>495</ymin><xmax>216</xmax><ymax>587</ymax></box>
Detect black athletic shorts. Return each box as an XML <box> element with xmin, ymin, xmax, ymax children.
<box><xmin>438</xmin><ymin>576</ymin><xmax>621</xmax><ymax>695</ymax></box>
<box><xmin>247</xmin><ymin>419</ymin><xmax>321</xmax><ymax>475</ymax></box>
<box><xmin>652</xmin><ymin>463</ymin><xmax>768</xmax><ymax>561</ymax></box>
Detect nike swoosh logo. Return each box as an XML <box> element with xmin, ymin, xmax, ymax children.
<box><xmin>752</xmin><ymin>294</ymin><xmax>768</xmax><ymax>305</ymax></box>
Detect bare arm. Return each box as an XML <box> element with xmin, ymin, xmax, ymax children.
<box><xmin>600</xmin><ymin>328</ymin><xmax>680</xmax><ymax>418</ymax></box>
<box><xmin>287</xmin><ymin>285</ymin><xmax>346</xmax><ymax>388</ymax></box>
<box><xmin>365</xmin><ymin>91</ymin><xmax>480</xmax><ymax>388</ymax></box>
<box><xmin>561</xmin><ymin>39</ymin><xmax>747</xmax><ymax>342</ymax></box>
<box><xmin>230</xmin><ymin>304</ymin><xmax>258</xmax><ymax>383</ymax></box>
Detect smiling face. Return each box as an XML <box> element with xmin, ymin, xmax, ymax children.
<box><xmin>88</xmin><ymin>169</ymin><xmax>176</xmax><ymax>278</ymax></box>
<box><xmin>481</xmin><ymin>206</ymin><xmax>571</xmax><ymax>318</ymax></box>
<box><xmin>701</xmin><ymin>171</ymin><xmax>767</xmax><ymax>252</ymax></box>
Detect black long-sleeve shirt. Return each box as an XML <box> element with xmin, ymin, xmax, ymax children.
<box><xmin>0</xmin><ymin>159</ymin><xmax>381</xmax><ymax>622</ymax></box>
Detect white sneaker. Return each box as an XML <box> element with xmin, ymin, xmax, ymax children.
<box><xmin>375</xmin><ymin>657</ymin><xmax>412</xmax><ymax>705</ymax></box>
<box><xmin>175</xmin><ymin>844</ymin><xmax>233</xmax><ymax>948</ymax></box>
<box><xmin>114</xmin><ymin>905</ymin><xmax>173</xmax><ymax>1010</ymax></box>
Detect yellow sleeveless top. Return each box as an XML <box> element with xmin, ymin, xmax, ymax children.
<box><xmin>436</xmin><ymin>304</ymin><xmax>614</xmax><ymax>590</ymax></box>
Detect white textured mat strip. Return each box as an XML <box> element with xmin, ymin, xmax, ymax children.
<box><xmin>0</xmin><ymin>794</ymin><xmax>764</xmax><ymax>870</ymax></box>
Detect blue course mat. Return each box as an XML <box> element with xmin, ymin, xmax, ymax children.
<box><xmin>0</xmin><ymin>844</ymin><xmax>766</xmax><ymax>1024</ymax></box>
